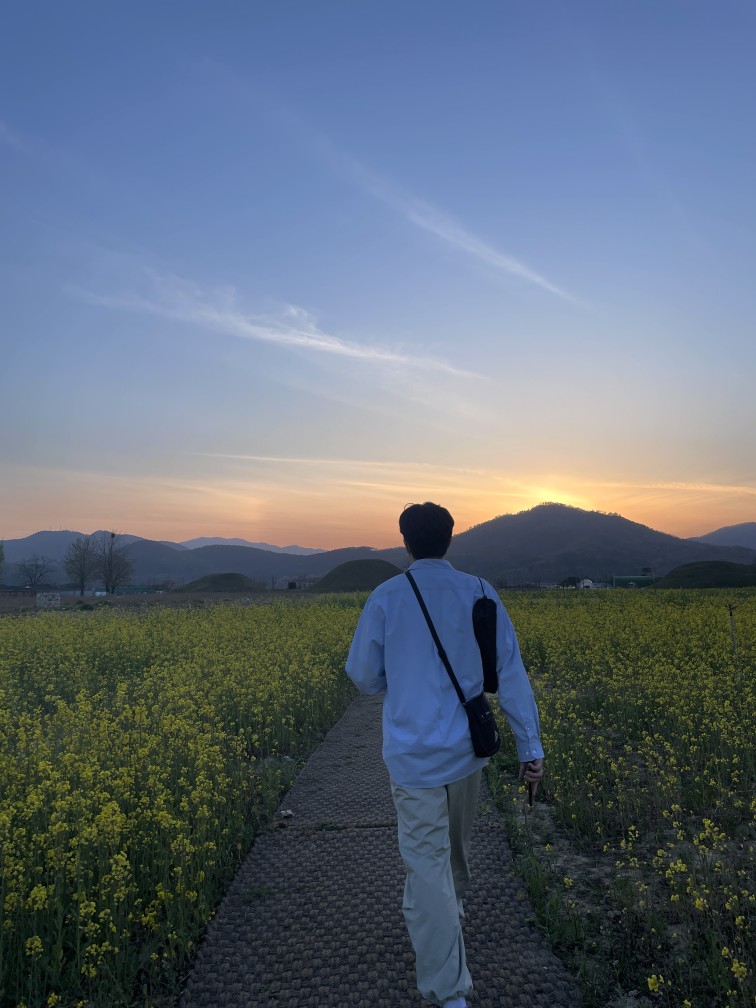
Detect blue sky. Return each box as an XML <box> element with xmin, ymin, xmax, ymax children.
<box><xmin>2</xmin><ymin>1</ymin><xmax>754</xmax><ymax>547</ymax></box>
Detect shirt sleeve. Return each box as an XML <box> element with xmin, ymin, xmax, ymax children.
<box><xmin>345</xmin><ymin>594</ymin><xmax>387</xmax><ymax>695</ymax></box>
<box><xmin>495</xmin><ymin>602</ymin><xmax>544</xmax><ymax>762</ymax></box>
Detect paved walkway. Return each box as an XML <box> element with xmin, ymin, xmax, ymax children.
<box><xmin>180</xmin><ymin>695</ymin><xmax>582</xmax><ymax>1008</ymax></box>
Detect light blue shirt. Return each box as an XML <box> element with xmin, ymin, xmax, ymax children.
<box><xmin>345</xmin><ymin>558</ymin><xmax>543</xmax><ymax>788</ymax></box>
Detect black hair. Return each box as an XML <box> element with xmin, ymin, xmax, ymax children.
<box><xmin>399</xmin><ymin>502</ymin><xmax>454</xmax><ymax>559</ymax></box>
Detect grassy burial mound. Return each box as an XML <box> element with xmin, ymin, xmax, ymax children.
<box><xmin>178</xmin><ymin>572</ymin><xmax>267</xmax><ymax>593</ymax></box>
<box><xmin>309</xmin><ymin>558</ymin><xmax>403</xmax><ymax>593</ymax></box>
<box><xmin>654</xmin><ymin>560</ymin><xmax>756</xmax><ymax>589</ymax></box>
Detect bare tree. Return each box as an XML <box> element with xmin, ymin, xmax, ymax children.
<box><xmin>63</xmin><ymin>536</ymin><xmax>98</xmax><ymax>596</ymax></box>
<box><xmin>17</xmin><ymin>554</ymin><xmax>55</xmax><ymax>588</ymax></box>
<box><xmin>95</xmin><ymin>531</ymin><xmax>134</xmax><ymax>594</ymax></box>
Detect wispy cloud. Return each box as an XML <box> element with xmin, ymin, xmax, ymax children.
<box><xmin>187</xmin><ymin>454</ymin><xmax>556</xmax><ymax>509</ymax></box>
<box><xmin>407</xmin><ymin>202</ymin><xmax>580</xmax><ymax>302</ymax></box>
<box><xmin>184</xmin><ymin>453</ymin><xmax>542</xmax><ymax>514</ymax></box>
<box><xmin>590</xmin><ymin>479</ymin><xmax>756</xmax><ymax>497</ymax></box>
<box><xmin>258</xmin><ymin>98</ymin><xmax>584</xmax><ymax>305</ymax></box>
<box><xmin>72</xmin><ymin>270</ymin><xmax>481</xmax><ymax>379</ymax></box>
<box><xmin>200</xmin><ymin>71</ymin><xmax>583</xmax><ymax>305</ymax></box>
<box><xmin>336</xmin><ymin>153</ymin><xmax>582</xmax><ymax>304</ymax></box>
<box><xmin>189</xmin><ymin>453</ymin><xmax>492</xmax><ymax>476</ymax></box>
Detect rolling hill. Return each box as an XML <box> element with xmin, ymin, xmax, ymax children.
<box><xmin>654</xmin><ymin>561</ymin><xmax>756</xmax><ymax>589</ymax></box>
<box><xmin>179</xmin><ymin>573</ymin><xmax>268</xmax><ymax>593</ymax></box>
<box><xmin>180</xmin><ymin>537</ymin><xmax>323</xmax><ymax>554</ymax></box>
<box><xmin>122</xmin><ymin>541</ymin><xmax>385</xmax><ymax>586</ymax></box>
<box><xmin>1</xmin><ymin>530</ymin><xmax>143</xmax><ymax>566</ymax></box>
<box><xmin>4</xmin><ymin>504</ymin><xmax>755</xmax><ymax>588</ymax></box>
<box><xmin>308</xmin><ymin>559</ymin><xmax>403</xmax><ymax>593</ymax></box>
<box><xmin>444</xmin><ymin>504</ymin><xmax>756</xmax><ymax>584</ymax></box>
<box><xmin>691</xmin><ymin>522</ymin><xmax>756</xmax><ymax>551</ymax></box>
<box><xmin>0</xmin><ymin>531</ymin><xmax>321</xmax><ymax>567</ymax></box>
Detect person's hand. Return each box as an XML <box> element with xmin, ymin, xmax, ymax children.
<box><xmin>518</xmin><ymin>758</ymin><xmax>544</xmax><ymax>804</ymax></box>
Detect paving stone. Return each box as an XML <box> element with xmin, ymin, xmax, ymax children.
<box><xmin>180</xmin><ymin>694</ymin><xmax>581</xmax><ymax>1008</ymax></box>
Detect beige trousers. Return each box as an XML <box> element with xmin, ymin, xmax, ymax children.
<box><xmin>390</xmin><ymin>768</ymin><xmax>482</xmax><ymax>1006</ymax></box>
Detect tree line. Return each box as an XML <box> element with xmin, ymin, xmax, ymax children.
<box><xmin>0</xmin><ymin>532</ymin><xmax>134</xmax><ymax>595</ymax></box>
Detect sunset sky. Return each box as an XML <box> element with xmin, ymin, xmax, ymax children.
<box><xmin>2</xmin><ymin>2</ymin><xmax>754</xmax><ymax>549</ymax></box>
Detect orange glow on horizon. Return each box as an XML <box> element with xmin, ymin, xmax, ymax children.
<box><xmin>2</xmin><ymin>462</ymin><xmax>753</xmax><ymax>548</ymax></box>
<box><xmin>10</xmin><ymin>497</ymin><xmax>748</xmax><ymax>551</ymax></box>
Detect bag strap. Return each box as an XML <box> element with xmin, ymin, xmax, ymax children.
<box><xmin>405</xmin><ymin>571</ymin><xmax>467</xmax><ymax>706</ymax></box>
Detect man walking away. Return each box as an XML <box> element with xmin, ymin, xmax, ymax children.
<box><xmin>346</xmin><ymin>502</ymin><xmax>544</xmax><ymax>1008</ymax></box>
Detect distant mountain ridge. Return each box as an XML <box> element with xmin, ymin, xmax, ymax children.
<box><xmin>179</xmin><ymin>537</ymin><xmax>323</xmax><ymax>555</ymax></box>
<box><xmin>444</xmin><ymin>504</ymin><xmax>755</xmax><ymax>584</ymax></box>
<box><xmin>1</xmin><ymin>530</ymin><xmax>145</xmax><ymax>566</ymax></box>
<box><xmin>691</xmin><ymin>522</ymin><xmax>756</xmax><ymax>551</ymax></box>
<box><xmin>1</xmin><ymin>531</ymin><xmax>324</xmax><ymax>566</ymax></box>
<box><xmin>2</xmin><ymin>505</ymin><xmax>754</xmax><ymax>587</ymax></box>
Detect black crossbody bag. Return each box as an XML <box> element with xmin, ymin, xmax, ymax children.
<box><xmin>472</xmin><ymin>578</ymin><xmax>498</xmax><ymax>693</ymax></box>
<box><xmin>405</xmin><ymin>571</ymin><xmax>501</xmax><ymax>759</ymax></box>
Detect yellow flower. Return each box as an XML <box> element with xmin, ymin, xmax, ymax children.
<box><xmin>25</xmin><ymin>935</ymin><xmax>43</xmax><ymax>956</ymax></box>
<box><xmin>730</xmin><ymin>959</ymin><xmax>747</xmax><ymax>981</ymax></box>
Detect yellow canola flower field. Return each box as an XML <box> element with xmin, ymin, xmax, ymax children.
<box><xmin>0</xmin><ymin>600</ymin><xmax>358</xmax><ymax>1008</ymax></box>
<box><xmin>492</xmin><ymin>588</ymin><xmax>755</xmax><ymax>1008</ymax></box>
<box><xmin>2</xmin><ymin>589</ymin><xmax>753</xmax><ymax>1008</ymax></box>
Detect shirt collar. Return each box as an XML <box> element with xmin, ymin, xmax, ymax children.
<box><xmin>408</xmin><ymin>558</ymin><xmax>453</xmax><ymax>570</ymax></box>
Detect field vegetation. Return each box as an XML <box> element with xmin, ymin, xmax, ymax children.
<box><xmin>1</xmin><ymin>589</ymin><xmax>753</xmax><ymax>1008</ymax></box>
<box><xmin>0</xmin><ymin>601</ymin><xmax>358</xmax><ymax>1008</ymax></box>
<box><xmin>489</xmin><ymin>588</ymin><xmax>755</xmax><ymax>1008</ymax></box>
